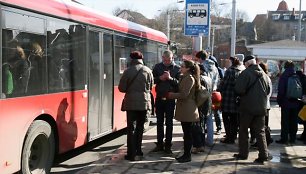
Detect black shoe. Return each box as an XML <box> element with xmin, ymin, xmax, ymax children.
<box><xmin>152</xmin><ymin>143</ymin><xmax>164</xmax><ymax>152</ymax></box>
<box><xmin>250</xmin><ymin>142</ymin><xmax>258</xmax><ymax>149</ymax></box>
<box><xmin>275</xmin><ymin>139</ymin><xmax>288</xmax><ymax>144</ymax></box>
<box><xmin>176</xmin><ymin>155</ymin><xmax>191</xmax><ymax>163</ymax></box>
<box><xmin>136</xmin><ymin>151</ymin><xmax>143</xmax><ymax>156</ymax></box>
<box><xmin>254</xmin><ymin>155</ymin><xmax>273</xmax><ymax>164</ymax></box>
<box><xmin>233</xmin><ymin>154</ymin><xmax>247</xmax><ymax>160</ymax></box>
<box><xmin>267</xmin><ymin>139</ymin><xmax>273</xmax><ymax>146</ymax></box>
<box><xmin>164</xmin><ymin>148</ymin><xmax>173</xmax><ymax>154</ymax></box>
<box><xmin>124</xmin><ymin>155</ymin><xmax>135</xmax><ymax>161</ymax></box>
<box><xmin>220</xmin><ymin>138</ymin><xmax>235</xmax><ymax>144</ymax></box>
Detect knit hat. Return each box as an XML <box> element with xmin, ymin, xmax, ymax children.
<box><xmin>243</xmin><ymin>55</ymin><xmax>255</xmax><ymax>63</ymax></box>
<box><xmin>130</xmin><ymin>51</ymin><xmax>143</xmax><ymax>59</ymax></box>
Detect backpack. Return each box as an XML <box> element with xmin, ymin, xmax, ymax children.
<box><xmin>286</xmin><ymin>74</ymin><xmax>303</xmax><ymax>99</ymax></box>
<box><xmin>198</xmin><ymin>74</ymin><xmax>212</xmax><ymax>115</ymax></box>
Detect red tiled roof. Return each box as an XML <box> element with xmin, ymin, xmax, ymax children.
<box><xmin>277</xmin><ymin>0</ymin><xmax>289</xmax><ymax>11</ymax></box>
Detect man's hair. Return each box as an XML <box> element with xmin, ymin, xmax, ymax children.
<box><xmin>163</xmin><ymin>50</ymin><xmax>173</xmax><ymax>58</ymax></box>
<box><xmin>195</xmin><ymin>50</ymin><xmax>208</xmax><ymax>60</ymax></box>
<box><xmin>284</xmin><ymin>60</ymin><xmax>294</xmax><ymax>69</ymax></box>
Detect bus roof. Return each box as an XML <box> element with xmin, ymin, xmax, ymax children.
<box><xmin>0</xmin><ymin>0</ymin><xmax>168</xmax><ymax>44</ymax></box>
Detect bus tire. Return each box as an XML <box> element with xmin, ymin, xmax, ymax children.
<box><xmin>21</xmin><ymin>120</ymin><xmax>55</xmax><ymax>174</ymax></box>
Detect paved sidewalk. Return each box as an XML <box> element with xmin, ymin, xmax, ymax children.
<box><xmin>77</xmin><ymin>104</ymin><xmax>306</xmax><ymax>174</ymax></box>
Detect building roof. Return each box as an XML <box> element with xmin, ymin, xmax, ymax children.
<box><xmin>252</xmin><ymin>14</ymin><xmax>267</xmax><ymax>26</ymax></box>
<box><xmin>248</xmin><ymin>39</ymin><xmax>306</xmax><ymax>48</ymax></box>
<box><xmin>277</xmin><ymin>0</ymin><xmax>289</xmax><ymax>11</ymax></box>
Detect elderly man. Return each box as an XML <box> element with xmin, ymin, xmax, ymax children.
<box><xmin>234</xmin><ymin>55</ymin><xmax>272</xmax><ymax>164</ymax></box>
<box><xmin>152</xmin><ymin>50</ymin><xmax>180</xmax><ymax>154</ymax></box>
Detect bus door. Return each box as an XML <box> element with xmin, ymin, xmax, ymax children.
<box><xmin>88</xmin><ymin>30</ymin><xmax>113</xmax><ymax>141</ymax></box>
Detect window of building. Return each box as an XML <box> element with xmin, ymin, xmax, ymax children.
<box><xmin>283</xmin><ymin>14</ymin><xmax>290</xmax><ymax>20</ymax></box>
<box><xmin>272</xmin><ymin>14</ymin><xmax>280</xmax><ymax>20</ymax></box>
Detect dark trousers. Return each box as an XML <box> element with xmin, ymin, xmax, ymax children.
<box><xmin>192</xmin><ymin>116</ymin><xmax>205</xmax><ymax>148</ymax></box>
<box><xmin>239</xmin><ymin>112</ymin><xmax>268</xmax><ymax>159</ymax></box>
<box><xmin>126</xmin><ymin>110</ymin><xmax>146</xmax><ymax>158</ymax></box>
<box><xmin>280</xmin><ymin>107</ymin><xmax>299</xmax><ymax>142</ymax></box>
<box><xmin>213</xmin><ymin>109</ymin><xmax>222</xmax><ymax>131</ymax></box>
<box><xmin>155</xmin><ymin>99</ymin><xmax>175</xmax><ymax>146</ymax></box>
<box><xmin>181</xmin><ymin>122</ymin><xmax>193</xmax><ymax>157</ymax></box>
<box><xmin>222</xmin><ymin>112</ymin><xmax>238</xmax><ymax>141</ymax></box>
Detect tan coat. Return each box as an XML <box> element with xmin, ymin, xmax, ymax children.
<box><xmin>168</xmin><ymin>73</ymin><xmax>199</xmax><ymax>122</ymax></box>
<box><xmin>119</xmin><ymin>59</ymin><xmax>153</xmax><ymax>111</ymax></box>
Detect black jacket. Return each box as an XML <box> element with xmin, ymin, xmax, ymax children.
<box><xmin>152</xmin><ymin>62</ymin><xmax>180</xmax><ymax>98</ymax></box>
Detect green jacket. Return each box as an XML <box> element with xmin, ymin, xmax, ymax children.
<box><xmin>235</xmin><ymin>64</ymin><xmax>270</xmax><ymax>115</ymax></box>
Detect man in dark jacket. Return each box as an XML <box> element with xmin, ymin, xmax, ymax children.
<box><xmin>276</xmin><ymin>61</ymin><xmax>300</xmax><ymax>144</ymax></box>
<box><xmin>152</xmin><ymin>50</ymin><xmax>180</xmax><ymax>154</ymax></box>
<box><xmin>234</xmin><ymin>55</ymin><xmax>272</xmax><ymax>164</ymax></box>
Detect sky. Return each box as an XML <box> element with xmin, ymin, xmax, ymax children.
<box><xmin>77</xmin><ymin>0</ymin><xmax>304</xmax><ymax>22</ymax></box>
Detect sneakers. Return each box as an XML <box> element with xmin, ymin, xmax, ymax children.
<box><xmin>254</xmin><ymin>155</ymin><xmax>273</xmax><ymax>164</ymax></box>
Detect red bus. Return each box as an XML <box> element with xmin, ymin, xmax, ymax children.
<box><xmin>0</xmin><ymin>0</ymin><xmax>168</xmax><ymax>173</ymax></box>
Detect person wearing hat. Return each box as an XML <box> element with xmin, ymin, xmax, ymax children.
<box><xmin>119</xmin><ymin>51</ymin><xmax>154</xmax><ymax>161</ymax></box>
<box><xmin>234</xmin><ymin>55</ymin><xmax>272</xmax><ymax>163</ymax></box>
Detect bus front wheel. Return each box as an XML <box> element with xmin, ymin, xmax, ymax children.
<box><xmin>21</xmin><ymin>120</ymin><xmax>55</xmax><ymax>174</ymax></box>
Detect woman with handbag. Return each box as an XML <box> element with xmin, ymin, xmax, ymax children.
<box><xmin>167</xmin><ymin>60</ymin><xmax>201</xmax><ymax>163</ymax></box>
<box><xmin>119</xmin><ymin>51</ymin><xmax>154</xmax><ymax>161</ymax></box>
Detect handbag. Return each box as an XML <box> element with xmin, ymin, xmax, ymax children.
<box><xmin>298</xmin><ymin>105</ymin><xmax>306</xmax><ymax>121</ymax></box>
<box><xmin>195</xmin><ymin>85</ymin><xmax>209</xmax><ymax>107</ymax></box>
<box><xmin>121</xmin><ymin>67</ymin><xmax>143</xmax><ymax>111</ymax></box>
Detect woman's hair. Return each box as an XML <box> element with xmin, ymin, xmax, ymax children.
<box><xmin>229</xmin><ymin>56</ymin><xmax>240</xmax><ymax>66</ymax></box>
<box><xmin>183</xmin><ymin>59</ymin><xmax>201</xmax><ymax>89</ymax></box>
<box><xmin>259</xmin><ymin>62</ymin><xmax>268</xmax><ymax>74</ymax></box>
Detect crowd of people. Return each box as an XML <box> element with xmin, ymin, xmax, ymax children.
<box><xmin>119</xmin><ymin>49</ymin><xmax>306</xmax><ymax>163</ymax></box>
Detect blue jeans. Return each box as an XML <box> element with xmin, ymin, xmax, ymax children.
<box><xmin>206</xmin><ymin>114</ymin><xmax>214</xmax><ymax>146</ymax></box>
<box><xmin>155</xmin><ymin>99</ymin><xmax>175</xmax><ymax>146</ymax></box>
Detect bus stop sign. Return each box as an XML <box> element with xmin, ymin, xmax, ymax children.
<box><xmin>184</xmin><ymin>0</ymin><xmax>210</xmax><ymax>36</ymax></box>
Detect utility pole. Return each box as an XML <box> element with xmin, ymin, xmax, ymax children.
<box><xmin>230</xmin><ymin>0</ymin><xmax>236</xmax><ymax>56</ymax></box>
<box><xmin>167</xmin><ymin>11</ymin><xmax>170</xmax><ymax>40</ymax></box>
<box><xmin>298</xmin><ymin>0</ymin><xmax>302</xmax><ymax>41</ymax></box>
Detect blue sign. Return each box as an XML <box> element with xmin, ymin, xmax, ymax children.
<box><xmin>184</xmin><ymin>0</ymin><xmax>210</xmax><ymax>36</ymax></box>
